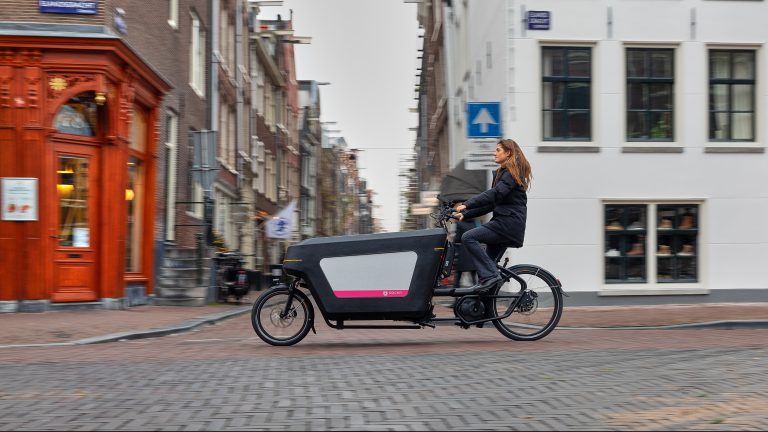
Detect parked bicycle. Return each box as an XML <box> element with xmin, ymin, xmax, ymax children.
<box><xmin>251</xmin><ymin>200</ymin><xmax>565</xmax><ymax>346</ymax></box>
<box><xmin>213</xmin><ymin>251</ymin><xmax>250</xmax><ymax>304</ymax></box>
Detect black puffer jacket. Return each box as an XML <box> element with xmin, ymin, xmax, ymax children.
<box><xmin>461</xmin><ymin>168</ymin><xmax>527</xmax><ymax>247</ymax></box>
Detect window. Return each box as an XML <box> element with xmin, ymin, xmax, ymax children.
<box><xmin>54</xmin><ymin>92</ymin><xmax>100</xmax><ymax>137</ymax></box>
<box><xmin>228</xmin><ymin>108</ymin><xmax>236</xmax><ymax>167</ymax></box>
<box><xmin>604</xmin><ymin>202</ymin><xmax>700</xmax><ymax>285</ymax></box>
<box><xmin>126</xmin><ymin>105</ymin><xmax>149</xmax><ymax>272</ymax></box>
<box><xmin>168</xmin><ymin>0</ymin><xmax>178</xmax><ymax>28</ymax></box>
<box><xmin>542</xmin><ymin>47</ymin><xmax>591</xmax><ymax>140</ymax></box>
<box><xmin>626</xmin><ymin>48</ymin><xmax>674</xmax><ymax>141</ymax></box>
<box><xmin>189</xmin><ymin>12</ymin><xmax>206</xmax><ymax>97</ymax></box>
<box><xmin>215</xmin><ymin>189</ymin><xmax>235</xmax><ymax>250</ymax></box>
<box><xmin>164</xmin><ymin>111</ymin><xmax>178</xmax><ymax>241</ymax></box>
<box><xmin>187</xmin><ymin>133</ymin><xmax>203</xmax><ymax>219</ymax></box>
<box><xmin>255</xmin><ymin>141</ymin><xmax>266</xmax><ymax>194</ymax></box>
<box><xmin>605</xmin><ymin>204</ymin><xmax>647</xmax><ymax>283</ymax></box>
<box><xmin>57</xmin><ymin>156</ymin><xmax>90</xmax><ymax>247</ymax></box>
<box><xmin>219</xmin><ymin>102</ymin><xmax>228</xmax><ymax>164</ymax></box>
<box><xmin>266</xmin><ymin>153</ymin><xmax>275</xmax><ymax>202</ymax></box>
<box><xmin>130</xmin><ymin>107</ymin><xmax>147</xmax><ymax>152</ymax></box>
<box><xmin>709</xmin><ymin>50</ymin><xmax>755</xmax><ymax>141</ymax></box>
<box><xmin>656</xmin><ymin>204</ymin><xmax>699</xmax><ymax>283</ymax></box>
<box><xmin>126</xmin><ymin>156</ymin><xmax>144</xmax><ymax>272</ymax></box>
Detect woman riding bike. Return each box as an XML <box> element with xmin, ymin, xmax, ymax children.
<box><xmin>453</xmin><ymin>138</ymin><xmax>531</xmax><ymax>292</ymax></box>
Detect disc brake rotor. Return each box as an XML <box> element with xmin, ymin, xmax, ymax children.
<box><xmin>270</xmin><ymin>306</ymin><xmax>297</xmax><ymax>327</ymax></box>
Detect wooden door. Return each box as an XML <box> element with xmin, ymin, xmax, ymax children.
<box><xmin>52</xmin><ymin>144</ymin><xmax>100</xmax><ymax>302</ymax></box>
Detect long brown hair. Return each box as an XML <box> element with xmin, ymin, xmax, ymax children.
<box><xmin>496</xmin><ymin>139</ymin><xmax>532</xmax><ymax>191</ymax></box>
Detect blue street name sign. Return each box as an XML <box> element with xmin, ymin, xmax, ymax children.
<box><xmin>466</xmin><ymin>102</ymin><xmax>502</xmax><ymax>138</ymax></box>
<box><xmin>527</xmin><ymin>11</ymin><xmax>550</xmax><ymax>30</ymax></box>
<box><xmin>40</xmin><ymin>0</ymin><xmax>97</xmax><ymax>15</ymax></box>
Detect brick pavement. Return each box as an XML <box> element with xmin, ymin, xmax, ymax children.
<box><xmin>1</xmin><ymin>302</ymin><xmax>768</xmax><ymax>430</ymax></box>
<box><xmin>0</xmin><ymin>323</ymin><xmax>766</xmax><ymax>430</ymax></box>
<box><xmin>1</xmin><ymin>299</ymin><xmax>767</xmax><ymax>346</ymax></box>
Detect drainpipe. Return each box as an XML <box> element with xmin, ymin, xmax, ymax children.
<box><xmin>206</xmin><ymin>0</ymin><xmax>220</xmax><ymax>303</ymax></box>
<box><xmin>208</xmin><ymin>0</ymin><xmax>220</xmax><ymax>143</ymax></box>
<box><xmin>235</xmin><ymin>0</ymin><xmax>244</xmax><ymax>191</ymax></box>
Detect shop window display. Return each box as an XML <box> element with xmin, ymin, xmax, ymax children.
<box><xmin>657</xmin><ymin>205</ymin><xmax>698</xmax><ymax>283</ymax></box>
<box><xmin>604</xmin><ymin>202</ymin><xmax>699</xmax><ymax>285</ymax></box>
<box><xmin>604</xmin><ymin>204</ymin><xmax>647</xmax><ymax>283</ymax></box>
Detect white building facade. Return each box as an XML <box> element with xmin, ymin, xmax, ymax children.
<box><xmin>444</xmin><ymin>0</ymin><xmax>768</xmax><ymax>304</ymax></box>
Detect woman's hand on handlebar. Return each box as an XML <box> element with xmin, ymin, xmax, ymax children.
<box><xmin>452</xmin><ymin>203</ymin><xmax>466</xmax><ymax>220</ymax></box>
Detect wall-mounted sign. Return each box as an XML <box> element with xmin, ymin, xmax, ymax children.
<box><xmin>466</xmin><ymin>102</ymin><xmax>502</xmax><ymax>139</ymax></box>
<box><xmin>465</xmin><ymin>141</ymin><xmax>498</xmax><ymax>171</ymax></box>
<box><xmin>527</xmin><ymin>11</ymin><xmax>551</xmax><ymax>30</ymax></box>
<box><xmin>1</xmin><ymin>178</ymin><xmax>38</xmax><ymax>221</ymax></box>
<box><xmin>39</xmin><ymin>1</ymin><xmax>98</xmax><ymax>15</ymax></box>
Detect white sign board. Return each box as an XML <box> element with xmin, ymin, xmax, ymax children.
<box><xmin>465</xmin><ymin>141</ymin><xmax>497</xmax><ymax>170</ymax></box>
<box><xmin>419</xmin><ymin>190</ymin><xmax>440</xmax><ymax>206</ymax></box>
<box><xmin>1</xmin><ymin>178</ymin><xmax>38</xmax><ymax>221</ymax></box>
<box><xmin>410</xmin><ymin>204</ymin><xmax>433</xmax><ymax>216</ymax></box>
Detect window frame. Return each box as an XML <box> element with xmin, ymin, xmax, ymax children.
<box><xmin>541</xmin><ymin>46</ymin><xmax>593</xmax><ymax>141</ymax></box>
<box><xmin>168</xmin><ymin>0</ymin><xmax>178</xmax><ymax>29</ymax></box>
<box><xmin>126</xmin><ymin>105</ymin><xmax>150</xmax><ymax>274</ymax></box>
<box><xmin>164</xmin><ymin>110</ymin><xmax>178</xmax><ymax>242</ymax></box>
<box><xmin>625</xmin><ymin>47</ymin><xmax>675</xmax><ymax>142</ymax></box>
<box><xmin>189</xmin><ymin>11</ymin><xmax>206</xmax><ymax>98</ymax></box>
<box><xmin>602</xmin><ymin>200</ymin><xmax>706</xmax><ymax>296</ymax></box>
<box><xmin>708</xmin><ymin>49</ymin><xmax>756</xmax><ymax>142</ymax></box>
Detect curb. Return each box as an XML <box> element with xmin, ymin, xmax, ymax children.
<box><xmin>0</xmin><ymin>305</ymin><xmax>252</xmax><ymax>349</ymax></box>
<box><xmin>72</xmin><ymin>305</ymin><xmax>252</xmax><ymax>345</ymax></box>
<box><xmin>557</xmin><ymin>319</ymin><xmax>768</xmax><ymax>331</ymax></box>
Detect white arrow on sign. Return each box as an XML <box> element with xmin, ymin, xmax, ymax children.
<box><xmin>472</xmin><ymin>108</ymin><xmax>497</xmax><ymax>133</ymax></box>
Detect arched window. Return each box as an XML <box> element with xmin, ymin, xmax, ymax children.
<box><xmin>53</xmin><ymin>92</ymin><xmax>100</xmax><ymax>137</ymax></box>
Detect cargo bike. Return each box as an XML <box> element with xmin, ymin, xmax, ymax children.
<box><xmin>251</xmin><ymin>201</ymin><xmax>565</xmax><ymax>346</ymax></box>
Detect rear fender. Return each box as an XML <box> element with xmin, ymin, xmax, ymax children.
<box><xmin>506</xmin><ymin>264</ymin><xmax>568</xmax><ymax>297</ymax></box>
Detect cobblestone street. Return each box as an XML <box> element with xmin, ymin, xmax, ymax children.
<box><xmin>1</xmin><ymin>315</ymin><xmax>767</xmax><ymax>430</ymax></box>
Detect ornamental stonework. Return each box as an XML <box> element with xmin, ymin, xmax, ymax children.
<box><xmin>0</xmin><ymin>49</ymin><xmax>15</xmax><ymax>65</ymax></box>
<box><xmin>19</xmin><ymin>50</ymin><xmax>42</xmax><ymax>67</ymax></box>
<box><xmin>46</xmin><ymin>74</ymin><xmax>96</xmax><ymax>99</ymax></box>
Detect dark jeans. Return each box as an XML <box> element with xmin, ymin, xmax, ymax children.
<box><xmin>460</xmin><ymin>225</ymin><xmax>508</xmax><ymax>280</ymax></box>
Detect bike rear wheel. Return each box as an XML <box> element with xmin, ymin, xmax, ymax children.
<box><xmin>251</xmin><ymin>284</ymin><xmax>313</xmax><ymax>346</ymax></box>
<box><xmin>492</xmin><ymin>264</ymin><xmax>563</xmax><ymax>341</ymax></box>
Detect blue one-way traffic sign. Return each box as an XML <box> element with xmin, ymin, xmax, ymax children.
<box><xmin>467</xmin><ymin>102</ymin><xmax>502</xmax><ymax>138</ymax></box>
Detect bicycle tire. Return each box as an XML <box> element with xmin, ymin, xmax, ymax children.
<box><xmin>491</xmin><ymin>264</ymin><xmax>563</xmax><ymax>341</ymax></box>
<box><xmin>251</xmin><ymin>285</ymin><xmax>314</xmax><ymax>346</ymax></box>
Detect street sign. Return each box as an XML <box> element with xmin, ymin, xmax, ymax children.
<box><xmin>527</xmin><ymin>11</ymin><xmax>551</xmax><ymax>30</ymax></box>
<box><xmin>465</xmin><ymin>141</ymin><xmax>497</xmax><ymax>171</ymax></box>
<box><xmin>40</xmin><ymin>0</ymin><xmax>98</xmax><ymax>15</ymax></box>
<box><xmin>467</xmin><ymin>102</ymin><xmax>502</xmax><ymax>138</ymax></box>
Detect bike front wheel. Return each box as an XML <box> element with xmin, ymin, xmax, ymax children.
<box><xmin>492</xmin><ymin>264</ymin><xmax>563</xmax><ymax>341</ymax></box>
<box><xmin>251</xmin><ymin>284</ymin><xmax>313</xmax><ymax>346</ymax></box>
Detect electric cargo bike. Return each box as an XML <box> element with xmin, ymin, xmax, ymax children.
<box><xmin>251</xmin><ymin>201</ymin><xmax>565</xmax><ymax>346</ymax></box>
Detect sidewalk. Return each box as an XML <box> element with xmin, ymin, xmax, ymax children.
<box><xmin>1</xmin><ymin>300</ymin><xmax>767</xmax><ymax>347</ymax></box>
<box><xmin>0</xmin><ymin>302</ymin><xmax>253</xmax><ymax>347</ymax></box>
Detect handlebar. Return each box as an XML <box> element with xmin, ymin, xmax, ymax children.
<box><xmin>430</xmin><ymin>200</ymin><xmax>463</xmax><ymax>232</ymax></box>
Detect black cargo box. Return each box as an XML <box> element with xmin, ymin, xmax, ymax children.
<box><xmin>282</xmin><ymin>229</ymin><xmax>447</xmax><ymax>321</ymax></box>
